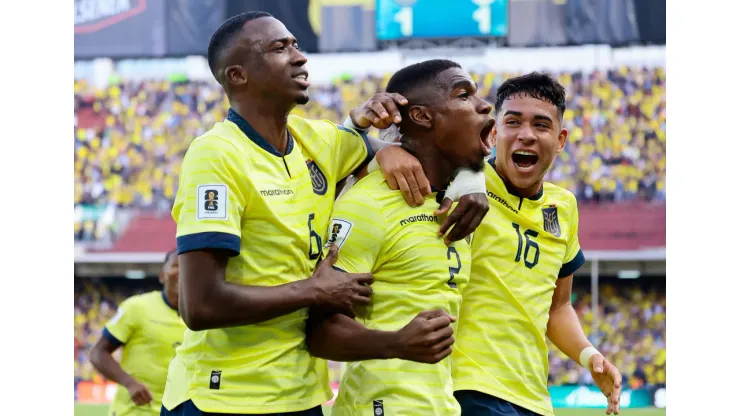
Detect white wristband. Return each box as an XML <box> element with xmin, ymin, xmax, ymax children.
<box><xmin>342</xmin><ymin>116</ymin><xmax>370</xmax><ymax>132</ymax></box>
<box><xmin>444</xmin><ymin>168</ymin><xmax>486</xmax><ymax>201</ymax></box>
<box><xmin>367</xmin><ymin>156</ymin><xmax>380</xmax><ymax>173</ymax></box>
<box><xmin>579</xmin><ymin>346</ymin><xmax>600</xmax><ymax>369</ymax></box>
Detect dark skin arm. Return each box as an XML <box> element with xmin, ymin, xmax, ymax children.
<box><xmin>89</xmin><ymin>337</ymin><xmax>152</xmax><ymax>406</ymax></box>
<box><xmin>179</xmin><ymin>245</ymin><xmax>373</xmax><ymax>331</ymax></box>
<box><xmin>307</xmin><ymin>309</ymin><xmax>456</xmax><ymax>364</ymax></box>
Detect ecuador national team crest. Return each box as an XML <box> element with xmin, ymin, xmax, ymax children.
<box><xmin>542</xmin><ymin>205</ymin><xmax>561</xmax><ymax>237</ymax></box>
<box><xmin>306</xmin><ymin>160</ymin><xmax>328</xmax><ymax>195</ymax></box>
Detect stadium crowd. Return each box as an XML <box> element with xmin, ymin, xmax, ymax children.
<box><xmin>74</xmin><ymin>66</ymin><xmax>666</xmax><ymax>242</ymax></box>
<box><xmin>74</xmin><ymin>280</ymin><xmax>666</xmax><ymax>390</ymax></box>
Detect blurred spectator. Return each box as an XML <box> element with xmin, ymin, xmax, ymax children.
<box><xmin>548</xmin><ymin>282</ymin><xmax>667</xmax><ymax>387</ymax></box>
<box><xmin>74</xmin><ymin>66</ymin><xmax>666</xmax><ymax>241</ymax></box>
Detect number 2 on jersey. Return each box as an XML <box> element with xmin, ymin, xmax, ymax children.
<box><xmin>307</xmin><ymin>213</ymin><xmax>322</xmax><ymax>260</ymax></box>
<box><xmin>512</xmin><ymin>222</ymin><xmax>540</xmax><ymax>269</ymax></box>
<box><xmin>447</xmin><ymin>246</ymin><xmax>461</xmax><ymax>288</ymax></box>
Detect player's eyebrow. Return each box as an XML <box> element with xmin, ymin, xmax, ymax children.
<box><xmin>268</xmin><ymin>37</ymin><xmax>295</xmax><ymax>47</ymax></box>
<box><xmin>503</xmin><ymin>110</ymin><xmax>522</xmax><ymax>117</ymax></box>
<box><xmin>451</xmin><ymin>79</ymin><xmax>477</xmax><ymax>92</ymax></box>
<box><xmin>534</xmin><ymin>114</ymin><xmax>553</xmax><ymax>123</ymax></box>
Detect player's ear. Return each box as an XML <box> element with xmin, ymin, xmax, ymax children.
<box><xmin>225</xmin><ymin>65</ymin><xmax>248</xmax><ymax>87</ymax></box>
<box><xmin>490</xmin><ymin>120</ymin><xmax>498</xmax><ymax>148</ymax></box>
<box><xmin>158</xmin><ymin>270</ymin><xmax>165</xmax><ymax>285</ymax></box>
<box><xmin>556</xmin><ymin>128</ymin><xmax>568</xmax><ymax>153</ymax></box>
<box><xmin>408</xmin><ymin>105</ymin><xmax>433</xmax><ymax>129</ymax></box>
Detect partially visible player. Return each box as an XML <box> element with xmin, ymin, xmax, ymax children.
<box><xmin>90</xmin><ymin>250</ymin><xmax>185</xmax><ymax>416</ymax></box>
<box><xmin>452</xmin><ymin>72</ymin><xmax>623</xmax><ymax>416</ymax></box>
<box><xmin>307</xmin><ymin>59</ymin><xmax>494</xmax><ymax>416</ymax></box>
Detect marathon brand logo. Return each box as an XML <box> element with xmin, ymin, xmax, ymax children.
<box><xmin>399</xmin><ymin>213</ymin><xmax>438</xmax><ymax>226</ymax></box>
<box><xmin>74</xmin><ymin>0</ymin><xmax>147</xmax><ymax>34</ymax></box>
<box><xmin>487</xmin><ymin>191</ymin><xmax>519</xmax><ymax>214</ymax></box>
<box><xmin>259</xmin><ymin>189</ymin><xmax>294</xmax><ymax>197</ymax></box>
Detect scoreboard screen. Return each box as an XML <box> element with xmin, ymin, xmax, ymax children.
<box><xmin>376</xmin><ymin>0</ymin><xmax>508</xmax><ymax>41</ymax></box>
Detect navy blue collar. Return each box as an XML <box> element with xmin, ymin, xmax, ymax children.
<box><xmin>227</xmin><ymin>108</ymin><xmax>294</xmax><ymax>157</ymax></box>
<box><xmin>488</xmin><ymin>157</ymin><xmax>544</xmax><ymax>200</ymax></box>
<box><xmin>161</xmin><ymin>290</ymin><xmax>177</xmax><ymax>312</ymax></box>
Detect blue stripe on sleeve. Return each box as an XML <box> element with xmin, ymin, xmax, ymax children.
<box><xmin>177</xmin><ymin>232</ymin><xmax>240</xmax><ymax>257</ymax></box>
<box><xmin>102</xmin><ymin>327</ymin><xmax>124</xmax><ymax>347</ymax></box>
<box><xmin>353</xmin><ymin>130</ymin><xmax>376</xmax><ymax>177</ymax></box>
<box><xmin>332</xmin><ymin>266</ymin><xmax>347</xmax><ymax>272</ymax></box>
<box><xmin>559</xmin><ymin>249</ymin><xmax>585</xmax><ymax>278</ymax></box>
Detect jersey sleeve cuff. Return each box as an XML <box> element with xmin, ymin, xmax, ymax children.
<box><xmin>352</xmin><ymin>130</ymin><xmax>375</xmax><ymax>177</ymax></box>
<box><xmin>102</xmin><ymin>327</ymin><xmax>124</xmax><ymax>347</ymax></box>
<box><xmin>177</xmin><ymin>232</ymin><xmax>241</xmax><ymax>257</ymax></box>
<box><xmin>559</xmin><ymin>249</ymin><xmax>585</xmax><ymax>278</ymax></box>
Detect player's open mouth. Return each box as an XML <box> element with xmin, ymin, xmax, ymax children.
<box><xmin>480</xmin><ymin>119</ymin><xmax>495</xmax><ymax>153</ymax></box>
<box><xmin>512</xmin><ymin>150</ymin><xmax>539</xmax><ymax>170</ymax></box>
<box><xmin>292</xmin><ymin>72</ymin><xmax>310</xmax><ymax>89</ymax></box>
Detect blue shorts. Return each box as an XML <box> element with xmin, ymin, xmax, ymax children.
<box><xmin>160</xmin><ymin>400</ymin><xmax>324</xmax><ymax>416</ymax></box>
<box><xmin>455</xmin><ymin>390</ymin><xmax>542</xmax><ymax>416</ymax></box>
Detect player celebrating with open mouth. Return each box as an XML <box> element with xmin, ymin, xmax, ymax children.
<box><xmin>451</xmin><ymin>72</ymin><xmax>623</xmax><ymax>416</ymax></box>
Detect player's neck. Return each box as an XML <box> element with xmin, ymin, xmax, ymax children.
<box><xmin>401</xmin><ymin>140</ymin><xmax>454</xmax><ymax>191</ymax></box>
<box><xmin>493</xmin><ymin>158</ymin><xmax>543</xmax><ymax>199</ymax></box>
<box><xmin>231</xmin><ymin>101</ymin><xmax>291</xmax><ymax>155</ymax></box>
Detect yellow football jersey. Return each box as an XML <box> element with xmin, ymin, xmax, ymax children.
<box><xmin>103</xmin><ymin>291</ymin><xmax>186</xmax><ymax>416</ymax></box>
<box><xmin>452</xmin><ymin>158</ymin><xmax>585</xmax><ymax>416</ymax></box>
<box><xmin>326</xmin><ymin>171</ymin><xmax>471</xmax><ymax>416</ymax></box>
<box><xmin>163</xmin><ymin>109</ymin><xmax>373</xmax><ymax>414</ymax></box>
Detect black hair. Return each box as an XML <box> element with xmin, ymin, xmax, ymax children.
<box><xmin>494</xmin><ymin>72</ymin><xmax>566</xmax><ymax>118</ymax></box>
<box><xmin>164</xmin><ymin>249</ymin><xmax>177</xmax><ymax>264</ymax></box>
<box><xmin>385</xmin><ymin>59</ymin><xmax>461</xmax><ymax>106</ymax></box>
<box><xmin>207</xmin><ymin>11</ymin><xmax>272</xmax><ymax>83</ymax></box>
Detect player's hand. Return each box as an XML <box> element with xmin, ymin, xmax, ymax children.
<box><xmin>125</xmin><ymin>380</ymin><xmax>153</xmax><ymax>406</ymax></box>
<box><xmin>435</xmin><ymin>168</ymin><xmax>489</xmax><ymax>245</ymax></box>
<box><xmin>588</xmin><ymin>354</ymin><xmax>622</xmax><ymax>415</ymax></box>
<box><xmin>377</xmin><ymin>146</ymin><xmax>431</xmax><ymax>206</ymax></box>
<box><xmin>309</xmin><ymin>245</ymin><xmax>374</xmax><ymax>315</ymax></box>
<box><xmin>350</xmin><ymin>93</ymin><xmax>408</xmax><ymax>129</ymax></box>
<box><xmin>436</xmin><ymin>193</ymin><xmax>489</xmax><ymax>245</ymax></box>
<box><xmin>392</xmin><ymin>310</ymin><xmax>457</xmax><ymax>364</ymax></box>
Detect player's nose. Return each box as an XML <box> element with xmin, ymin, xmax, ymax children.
<box><xmin>290</xmin><ymin>47</ymin><xmax>308</xmax><ymax>67</ymax></box>
<box><xmin>476</xmin><ymin>97</ymin><xmax>492</xmax><ymax>115</ymax></box>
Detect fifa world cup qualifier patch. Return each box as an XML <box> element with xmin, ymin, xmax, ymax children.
<box><xmin>324</xmin><ymin>219</ymin><xmax>353</xmax><ymax>250</ymax></box>
<box><xmin>197</xmin><ymin>184</ymin><xmax>227</xmax><ymax>220</ymax></box>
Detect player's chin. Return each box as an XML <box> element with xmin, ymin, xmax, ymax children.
<box><xmin>295</xmin><ymin>91</ymin><xmax>310</xmax><ymax>105</ymax></box>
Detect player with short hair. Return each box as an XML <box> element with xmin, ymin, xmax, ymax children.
<box><xmin>160</xmin><ymin>12</ymin><xmax>484</xmax><ymax>416</ymax></box>
<box><xmin>451</xmin><ymin>72</ymin><xmax>623</xmax><ymax>416</ymax></box>
<box><xmin>307</xmin><ymin>59</ymin><xmax>495</xmax><ymax>416</ymax></box>
<box><xmin>90</xmin><ymin>249</ymin><xmax>185</xmax><ymax>416</ymax></box>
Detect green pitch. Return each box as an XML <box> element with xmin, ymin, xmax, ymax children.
<box><xmin>74</xmin><ymin>403</ymin><xmax>666</xmax><ymax>416</ymax></box>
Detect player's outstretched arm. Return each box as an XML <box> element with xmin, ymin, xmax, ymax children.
<box><xmin>179</xmin><ymin>245</ymin><xmax>374</xmax><ymax>331</ymax></box>
<box><xmin>546</xmin><ymin>275</ymin><xmax>622</xmax><ymax>415</ymax></box>
<box><xmin>307</xmin><ymin>309</ymin><xmax>456</xmax><ymax>364</ymax></box>
<box><xmin>90</xmin><ymin>337</ymin><xmax>153</xmax><ymax>406</ymax></box>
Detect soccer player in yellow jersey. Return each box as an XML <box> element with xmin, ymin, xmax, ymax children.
<box><xmin>160</xmin><ymin>12</ymin><xmax>484</xmax><ymax>416</ymax></box>
<box><xmin>452</xmin><ymin>73</ymin><xmax>623</xmax><ymax>416</ymax></box>
<box><xmin>307</xmin><ymin>59</ymin><xmax>495</xmax><ymax>416</ymax></box>
<box><xmin>90</xmin><ymin>250</ymin><xmax>185</xmax><ymax>416</ymax></box>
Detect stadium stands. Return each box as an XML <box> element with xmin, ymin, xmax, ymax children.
<box><xmin>74</xmin><ymin>67</ymin><xmax>666</xmax><ymax>243</ymax></box>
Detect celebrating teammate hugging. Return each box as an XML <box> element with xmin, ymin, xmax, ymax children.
<box><xmin>452</xmin><ymin>72</ymin><xmax>623</xmax><ymax>416</ymax></box>
<box><xmin>307</xmin><ymin>59</ymin><xmax>494</xmax><ymax>416</ymax></box>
